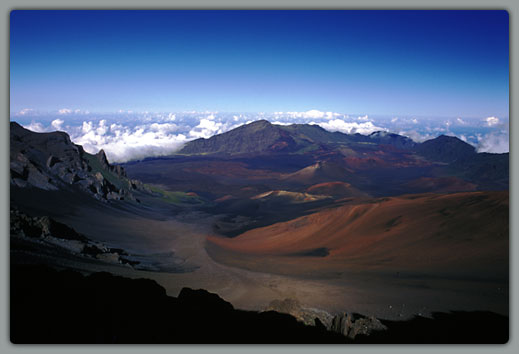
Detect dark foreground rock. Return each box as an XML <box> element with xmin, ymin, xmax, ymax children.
<box><xmin>10</xmin><ymin>265</ymin><xmax>347</xmax><ymax>344</ymax></box>
<box><xmin>10</xmin><ymin>265</ymin><xmax>509</xmax><ymax>344</ymax></box>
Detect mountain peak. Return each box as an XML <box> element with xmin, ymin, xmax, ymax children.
<box><xmin>179</xmin><ymin>119</ymin><xmax>286</xmax><ymax>155</ymax></box>
<box><xmin>178</xmin><ymin>119</ymin><xmax>422</xmax><ymax>156</ymax></box>
<box><xmin>416</xmin><ymin>134</ymin><xmax>476</xmax><ymax>163</ymax></box>
<box><xmin>249</xmin><ymin>119</ymin><xmax>272</xmax><ymax>126</ymax></box>
<box><xmin>236</xmin><ymin>119</ymin><xmax>275</xmax><ymax>132</ymax></box>
<box><xmin>436</xmin><ymin>134</ymin><xmax>464</xmax><ymax>141</ymax></box>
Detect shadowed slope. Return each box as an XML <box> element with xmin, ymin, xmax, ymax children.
<box><xmin>415</xmin><ymin>135</ymin><xmax>476</xmax><ymax>163</ymax></box>
<box><xmin>10</xmin><ymin>265</ymin><xmax>348</xmax><ymax>344</ymax></box>
<box><xmin>11</xmin><ymin>264</ymin><xmax>508</xmax><ymax>344</ymax></box>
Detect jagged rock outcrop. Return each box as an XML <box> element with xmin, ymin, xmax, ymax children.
<box><xmin>10</xmin><ymin>208</ymin><xmax>133</xmax><ymax>264</ymax></box>
<box><xmin>266</xmin><ymin>298</ymin><xmax>387</xmax><ymax>339</ymax></box>
<box><xmin>330</xmin><ymin>312</ymin><xmax>387</xmax><ymax>339</ymax></box>
<box><xmin>266</xmin><ymin>298</ymin><xmax>334</xmax><ymax>328</ymax></box>
<box><xmin>10</xmin><ymin>208</ymin><xmax>88</xmax><ymax>241</ymax></box>
<box><xmin>10</xmin><ymin>122</ymin><xmax>147</xmax><ymax>201</ymax></box>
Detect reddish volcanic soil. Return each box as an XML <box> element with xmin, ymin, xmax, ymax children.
<box><xmin>404</xmin><ymin>177</ymin><xmax>478</xmax><ymax>193</ymax></box>
<box><xmin>207</xmin><ymin>191</ymin><xmax>508</xmax><ymax>279</ymax></box>
<box><xmin>306</xmin><ymin>181</ymin><xmax>368</xmax><ymax>198</ymax></box>
<box><xmin>281</xmin><ymin>161</ymin><xmax>356</xmax><ymax>185</ymax></box>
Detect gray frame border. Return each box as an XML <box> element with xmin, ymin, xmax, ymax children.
<box><xmin>1</xmin><ymin>1</ymin><xmax>516</xmax><ymax>354</ymax></box>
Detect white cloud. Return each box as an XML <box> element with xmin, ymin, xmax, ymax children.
<box><xmin>96</xmin><ymin>120</ymin><xmax>108</xmax><ymax>135</ymax></box>
<box><xmin>399</xmin><ymin>130</ymin><xmax>434</xmax><ymax>143</ymax></box>
<box><xmin>477</xmin><ymin>131</ymin><xmax>509</xmax><ymax>153</ymax></box>
<box><xmin>71</xmin><ymin>120</ymin><xmax>189</xmax><ymax>163</ymax></box>
<box><xmin>303</xmin><ymin>110</ymin><xmax>326</xmax><ymax>119</ymax></box>
<box><xmin>391</xmin><ymin>117</ymin><xmax>398</xmax><ymax>123</ymax></box>
<box><xmin>148</xmin><ymin>122</ymin><xmax>179</xmax><ymax>134</ymax></box>
<box><xmin>23</xmin><ymin>122</ymin><xmax>47</xmax><ymax>133</ymax></box>
<box><xmin>276</xmin><ymin>110</ymin><xmax>342</xmax><ymax>119</ymax></box>
<box><xmin>188</xmin><ymin>118</ymin><xmax>224</xmax><ymax>139</ymax></box>
<box><xmin>58</xmin><ymin>108</ymin><xmax>72</xmax><ymax>115</ymax></box>
<box><xmin>81</xmin><ymin>121</ymin><xmax>93</xmax><ymax>134</ymax></box>
<box><xmin>411</xmin><ymin>118</ymin><xmax>418</xmax><ymax>124</ymax></box>
<box><xmin>271</xmin><ymin>121</ymin><xmax>292</xmax><ymax>126</ymax></box>
<box><xmin>18</xmin><ymin>108</ymin><xmax>34</xmax><ymax>116</ymax></box>
<box><xmin>456</xmin><ymin>117</ymin><xmax>466</xmax><ymax>125</ymax></box>
<box><xmin>485</xmin><ymin>116</ymin><xmax>500</xmax><ymax>127</ymax></box>
<box><xmin>357</xmin><ymin>115</ymin><xmax>369</xmax><ymax>121</ymax></box>
<box><xmin>314</xmin><ymin>119</ymin><xmax>386</xmax><ymax>135</ymax></box>
<box><xmin>51</xmin><ymin>119</ymin><xmax>64</xmax><ymax>130</ymax></box>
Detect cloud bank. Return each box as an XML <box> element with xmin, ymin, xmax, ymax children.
<box><xmin>72</xmin><ymin>120</ymin><xmax>189</xmax><ymax>163</ymax></box>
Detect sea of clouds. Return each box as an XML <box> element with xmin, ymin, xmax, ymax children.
<box><xmin>11</xmin><ymin>109</ymin><xmax>509</xmax><ymax>163</ymax></box>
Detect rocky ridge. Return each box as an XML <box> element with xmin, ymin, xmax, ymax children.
<box><xmin>266</xmin><ymin>298</ymin><xmax>387</xmax><ymax>339</ymax></box>
<box><xmin>10</xmin><ymin>208</ymin><xmax>134</xmax><ymax>265</ymax></box>
<box><xmin>10</xmin><ymin>121</ymin><xmax>148</xmax><ymax>202</ymax></box>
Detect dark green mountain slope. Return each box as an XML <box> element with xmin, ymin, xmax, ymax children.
<box><xmin>415</xmin><ymin>135</ymin><xmax>476</xmax><ymax>163</ymax></box>
<box><xmin>178</xmin><ymin>120</ymin><xmax>299</xmax><ymax>155</ymax></box>
<box><xmin>178</xmin><ymin>120</ymin><xmax>415</xmax><ymax>156</ymax></box>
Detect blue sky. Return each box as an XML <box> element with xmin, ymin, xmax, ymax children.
<box><xmin>10</xmin><ymin>10</ymin><xmax>509</xmax><ymax>118</ymax></box>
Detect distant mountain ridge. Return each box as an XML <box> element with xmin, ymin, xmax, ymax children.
<box><xmin>178</xmin><ymin>120</ymin><xmax>480</xmax><ymax>161</ymax></box>
<box><xmin>11</xmin><ymin>119</ymin><xmax>508</xmax><ymax>205</ymax></box>
<box><xmin>179</xmin><ymin>120</ymin><xmax>416</xmax><ymax>156</ymax></box>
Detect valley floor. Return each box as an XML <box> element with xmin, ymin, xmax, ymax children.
<box><xmin>11</xmin><ymin>190</ymin><xmax>509</xmax><ymax>322</ymax></box>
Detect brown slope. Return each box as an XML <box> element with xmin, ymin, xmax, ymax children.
<box><xmin>404</xmin><ymin>177</ymin><xmax>477</xmax><ymax>193</ymax></box>
<box><xmin>281</xmin><ymin>160</ymin><xmax>357</xmax><ymax>186</ymax></box>
<box><xmin>207</xmin><ymin>191</ymin><xmax>508</xmax><ymax>278</ymax></box>
<box><xmin>306</xmin><ymin>181</ymin><xmax>369</xmax><ymax>198</ymax></box>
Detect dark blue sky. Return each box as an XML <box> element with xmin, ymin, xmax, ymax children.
<box><xmin>10</xmin><ymin>10</ymin><xmax>509</xmax><ymax>117</ymax></box>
